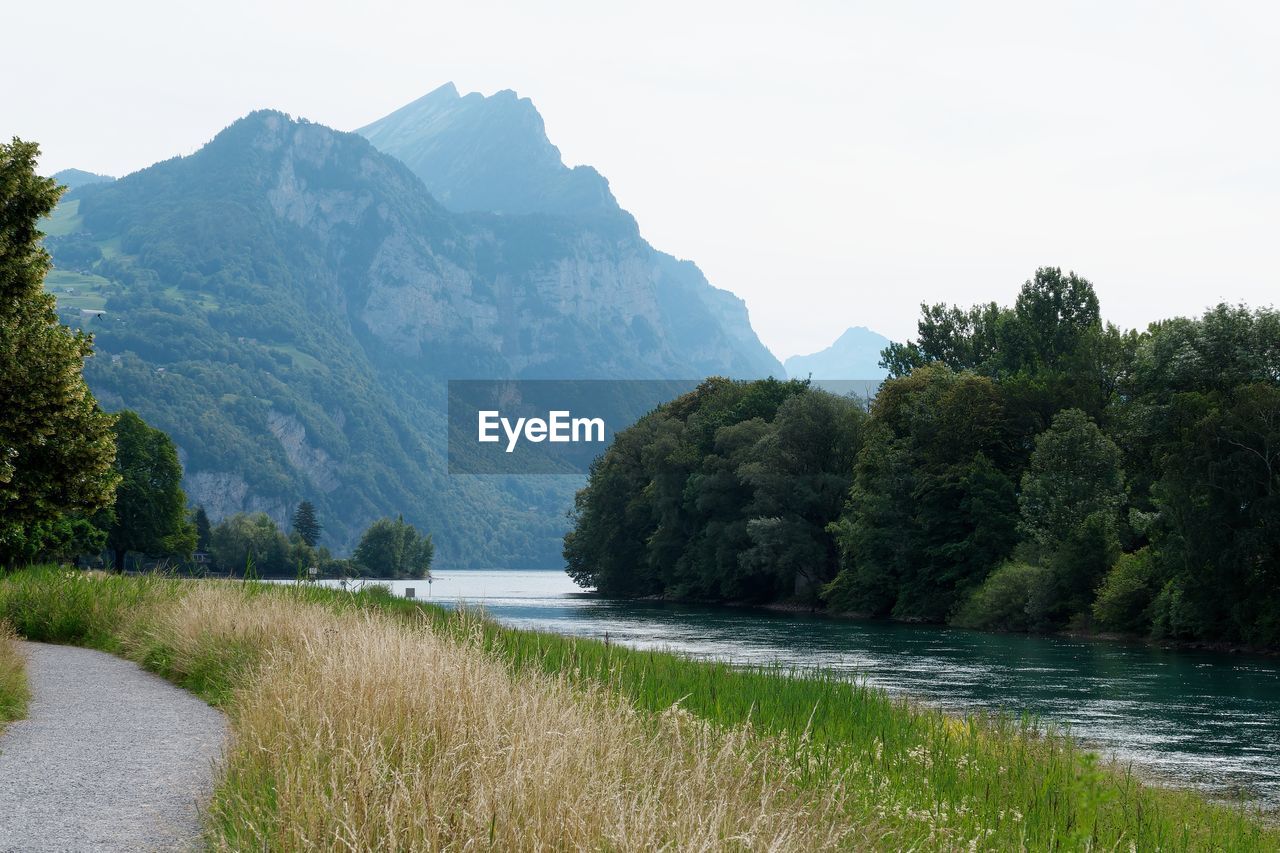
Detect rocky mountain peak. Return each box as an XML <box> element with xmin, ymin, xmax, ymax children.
<box><xmin>357</xmin><ymin>84</ymin><xmax>620</xmax><ymax>218</ymax></box>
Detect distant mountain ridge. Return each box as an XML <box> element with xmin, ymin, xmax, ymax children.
<box><xmin>51</xmin><ymin>168</ymin><xmax>114</xmax><ymax>189</ymax></box>
<box><xmin>785</xmin><ymin>326</ymin><xmax>891</xmax><ymax>380</ymax></box>
<box><xmin>41</xmin><ymin>94</ymin><xmax>782</xmax><ymax>564</ymax></box>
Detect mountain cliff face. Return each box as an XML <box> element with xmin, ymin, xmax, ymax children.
<box><xmin>784</xmin><ymin>326</ymin><xmax>891</xmax><ymax>380</ymax></box>
<box><xmin>357</xmin><ymin>82</ymin><xmax>619</xmax><ymax>218</ymax></box>
<box><xmin>44</xmin><ymin>102</ymin><xmax>780</xmax><ymax>563</ymax></box>
<box><xmin>358</xmin><ymin>84</ymin><xmax>782</xmax><ymax>378</ymax></box>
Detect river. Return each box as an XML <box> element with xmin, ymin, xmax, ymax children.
<box><xmin>331</xmin><ymin>568</ymin><xmax>1280</xmax><ymax>809</ymax></box>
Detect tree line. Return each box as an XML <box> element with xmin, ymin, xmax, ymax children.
<box><xmin>0</xmin><ymin>138</ymin><xmax>431</xmax><ymax>581</ymax></box>
<box><xmin>566</xmin><ymin>268</ymin><xmax>1280</xmax><ymax>648</ymax></box>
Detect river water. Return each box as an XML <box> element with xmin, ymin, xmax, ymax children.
<box><xmin>338</xmin><ymin>569</ymin><xmax>1280</xmax><ymax>808</ymax></box>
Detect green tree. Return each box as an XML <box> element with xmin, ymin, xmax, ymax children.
<box><xmin>193</xmin><ymin>505</ymin><xmax>212</xmax><ymax>551</ymax></box>
<box><xmin>105</xmin><ymin>410</ymin><xmax>196</xmax><ymax>571</ymax></box>
<box><xmin>290</xmin><ymin>499</ymin><xmax>322</xmax><ymax>547</ymax></box>
<box><xmin>1018</xmin><ymin>409</ymin><xmax>1125</xmax><ymax>551</ymax></box>
<box><xmin>1017</xmin><ymin>408</ymin><xmax>1125</xmax><ymax>622</ymax></box>
<box><xmin>0</xmin><ymin>138</ymin><xmax>119</xmax><ymax>565</ymax></box>
<box><xmin>1146</xmin><ymin>382</ymin><xmax>1280</xmax><ymax>645</ymax></box>
<box><xmin>1093</xmin><ymin>548</ymin><xmax>1160</xmax><ymax>633</ymax></box>
<box><xmin>210</xmin><ymin>512</ymin><xmax>291</xmax><ymax>576</ymax></box>
<box><xmin>828</xmin><ymin>366</ymin><xmax>1019</xmax><ymax>621</ymax></box>
<box><xmin>737</xmin><ymin>390</ymin><xmax>866</xmax><ymax>602</ymax></box>
<box><xmin>353</xmin><ymin>515</ymin><xmax>434</xmax><ymax>579</ymax></box>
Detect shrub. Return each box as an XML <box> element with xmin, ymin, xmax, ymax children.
<box><xmin>1093</xmin><ymin>548</ymin><xmax>1159</xmax><ymax>634</ymax></box>
<box><xmin>951</xmin><ymin>562</ymin><xmax>1048</xmax><ymax>632</ymax></box>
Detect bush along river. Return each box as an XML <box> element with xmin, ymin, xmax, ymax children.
<box><xmin>329</xmin><ymin>569</ymin><xmax>1280</xmax><ymax>810</ymax></box>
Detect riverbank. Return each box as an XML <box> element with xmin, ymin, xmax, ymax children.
<box><xmin>635</xmin><ymin>589</ymin><xmax>1280</xmax><ymax>659</ymax></box>
<box><xmin>2</xmin><ymin>567</ymin><xmax>1275</xmax><ymax>850</ymax></box>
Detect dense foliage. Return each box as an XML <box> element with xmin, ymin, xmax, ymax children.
<box><xmin>204</xmin><ymin>510</ymin><xmax>431</xmax><ymax>579</ymax></box>
<box><xmin>352</xmin><ymin>515</ymin><xmax>433</xmax><ymax>579</ymax></box>
<box><xmin>0</xmin><ymin>139</ymin><xmax>119</xmax><ymax>566</ymax></box>
<box><xmin>568</xmin><ymin>269</ymin><xmax>1280</xmax><ymax>647</ymax></box>
<box><xmin>105</xmin><ymin>410</ymin><xmax>196</xmax><ymax>571</ymax></box>
<box><xmin>566</xmin><ymin>377</ymin><xmax>864</xmax><ymax>602</ymax></box>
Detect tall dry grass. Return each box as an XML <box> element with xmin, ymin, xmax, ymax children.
<box><xmin>0</xmin><ymin>620</ymin><xmax>28</xmax><ymax>727</ymax></box>
<box><xmin>151</xmin><ymin>587</ymin><xmax>864</xmax><ymax>850</ymax></box>
<box><xmin>3</xmin><ymin>570</ymin><xmax>1274</xmax><ymax>850</ymax></box>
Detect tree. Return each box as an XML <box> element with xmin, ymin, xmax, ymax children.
<box><xmin>193</xmin><ymin>505</ymin><xmax>212</xmax><ymax>551</ymax></box>
<box><xmin>1146</xmin><ymin>382</ymin><xmax>1280</xmax><ymax>645</ymax></box>
<box><xmin>1018</xmin><ymin>409</ymin><xmax>1125</xmax><ymax>551</ymax></box>
<box><xmin>210</xmin><ymin>512</ymin><xmax>291</xmax><ymax>576</ymax></box>
<box><xmin>828</xmin><ymin>366</ymin><xmax>1019</xmax><ymax>621</ymax></box>
<box><xmin>737</xmin><ymin>390</ymin><xmax>866</xmax><ymax>601</ymax></box>
<box><xmin>353</xmin><ymin>515</ymin><xmax>434</xmax><ymax>579</ymax></box>
<box><xmin>105</xmin><ymin>410</ymin><xmax>196</xmax><ymax>571</ymax></box>
<box><xmin>0</xmin><ymin>138</ymin><xmax>119</xmax><ymax>565</ymax></box>
<box><xmin>1017</xmin><ymin>408</ymin><xmax>1125</xmax><ymax>621</ymax></box>
<box><xmin>290</xmin><ymin>500</ymin><xmax>322</xmax><ymax>547</ymax></box>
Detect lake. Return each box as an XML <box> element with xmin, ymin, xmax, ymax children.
<box><xmin>329</xmin><ymin>568</ymin><xmax>1280</xmax><ymax>809</ymax></box>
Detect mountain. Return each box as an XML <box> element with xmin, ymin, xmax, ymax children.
<box><xmin>357</xmin><ymin>82</ymin><xmax>618</xmax><ymax>218</ymax></box>
<box><xmin>42</xmin><ymin>104</ymin><xmax>780</xmax><ymax>564</ymax></box>
<box><xmin>357</xmin><ymin>84</ymin><xmax>782</xmax><ymax>378</ymax></box>
<box><xmin>51</xmin><ymin>168</ymin><xmax>114</xmax><ymax>189</ymax></box>
<box><xmin>784</xmin><ymin>327</ymin><xmax>891</xmax><ymax>380</ymax></box>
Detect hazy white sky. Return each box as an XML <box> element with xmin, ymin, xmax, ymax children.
<box><xmin>4</xmin><ymin>1</ymin><xmax>1277</xmax><ymax>358</ymax></box>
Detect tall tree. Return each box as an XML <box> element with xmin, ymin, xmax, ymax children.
<box><xmin>290</xmin><ymin>500</ymin><xmax>322</xmax><ymax>547</ymax></box>
<box><xmin>106</xmin><ymin>410</ymin><xmax>195</xmax><ymax>571</ymax></box>
<box><xmin>828</xmin><ymin>366</ymin><xmax>1019</xmax><ymax>621</ymax></box>
<box><xmin>0</xmin><ymin>138</ymin><xmax>118</xmax><ymax>565</ymax></box>
<box><xmin>353</xmin><ymin>515</ymin><xmax>433</xmax><ymax>579</ymax></box>
<box><xmin>1016</xmin><ymin>408</ymin><xmax>1125</xmax><ymax>622</ymax></box>
<box><xmin>210</xmin><ymin>512</ymin><xmax>291</xmax><ymax>576</ymax></box>
<box><xmin>193</xmin><ymin>505</ymin><xmax>212</xmax><ymax>551</ymax></box>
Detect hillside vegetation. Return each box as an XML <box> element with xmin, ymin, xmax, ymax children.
<box><xmin>40</xmin><ymin>101</ymin><xmax>779</xmax><ymax>563</ymax></box>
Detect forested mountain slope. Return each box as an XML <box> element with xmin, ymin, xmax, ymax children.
<box><xmin>41</xmin><ymin>107</ymin><xmax>779</xmax><ymax>563</ymax></box>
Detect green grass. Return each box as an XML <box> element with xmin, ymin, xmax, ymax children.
<box><xmin>1</xmin><ymin>567</ymin><xmax>1274</xmax><ymax>850</ymax></box>
<box><xmin>44</xmin><ymin>269</ymin><xmax>111</xmax><ymax>312</ymax></box>
<box><xmin>39</xmin><ymin>198</ymin><xmax>83</xmax><ymax>237</ymax></box>
<box><xmin>0</xmin><ymin>622</ymin><xmax>29</xmax><ymax>728</ymax></box>
<box><xmin>270</xmin><ymin>344</ymin><xmax>325</xmax><ymax>373</ymax></box>
<box><xmin>96</xmin><ymin>236</ymin><xmax>122</xmax><ymax>259</ymax></box>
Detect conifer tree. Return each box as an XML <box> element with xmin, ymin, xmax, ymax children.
<box><xmin>291</xmin><ymin>500</ymin><xmax>322</xmax><ymax>547</ymax></box>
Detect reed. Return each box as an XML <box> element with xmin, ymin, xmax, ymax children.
<box><xmin>0</xmin><ymin>567</ymin><xmax>1273</xmax><ymax>850</ymax></box>
<box><xmin>0</xmin><ymin>620</ymin><xmax>28</xmax><ymax>728</ymax></box>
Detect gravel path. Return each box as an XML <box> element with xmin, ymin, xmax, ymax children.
<box><xmin>0</xmin><ymin>642</ymin><xmax>227</xmax><ymax>852</ymax></box>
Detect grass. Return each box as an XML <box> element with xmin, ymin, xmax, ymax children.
<box><xmin>44</xmin><ymin>269</ymin><xmax>111</xmax><ymax>312</ymax></box>
<box><xmin>0</xmin><ymin>621</ymin><xmax>29</xmax><ymax>728</ymax></box>
<box><xmin>39</xmin><ymin>198</ymin><xmax>83</xmax><ymax>237</ymax></box>
<box><xmin>0</xmin><ymin>567</ymin><xmax>1274</xmax><ymax>851</ymax></box>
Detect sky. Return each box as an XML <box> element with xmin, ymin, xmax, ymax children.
<box><xmin>4</xmin><ymin>0</ymin><xmax>1277</xmax><ymax>360</ymax></box>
